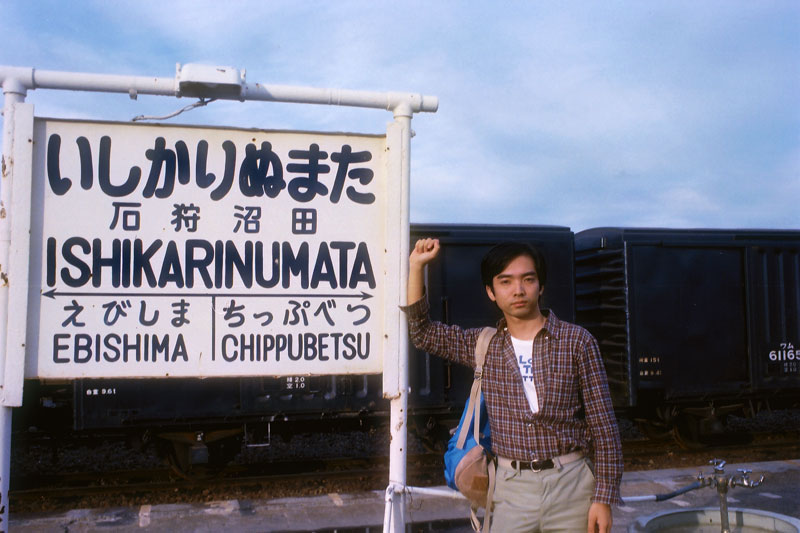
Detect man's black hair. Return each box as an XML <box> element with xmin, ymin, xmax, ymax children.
<box><xmin>480</xmin><ymin>242</ymin><xmax>547</xmax><ymax>289</ymax></box>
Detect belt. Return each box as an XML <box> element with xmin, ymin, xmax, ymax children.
<box><xmin>497</xmin><ymin>451</ymin><xmax>584</xmax><ymax>472</ymax></box>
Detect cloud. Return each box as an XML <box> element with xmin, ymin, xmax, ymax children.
<box><xmin>1</xmin><ymin>0</ymin><xmax>798</xmax><ymax>231</ymax></box>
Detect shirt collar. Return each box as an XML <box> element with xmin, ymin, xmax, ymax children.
<box><xmin>497</xmin><ymin>309</ymin><xmax>562</xmax><ymax>340</ymax></box>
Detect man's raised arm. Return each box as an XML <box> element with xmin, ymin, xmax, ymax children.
<box><xmin>407</xmin><ymin>238</ymin><xmax>440</xmax><ymax>305</ymax></box>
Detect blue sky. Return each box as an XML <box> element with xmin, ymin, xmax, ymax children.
<box><xmin>1</xmin><ymin>1</ymin><xmax>798</xmax><ymax>231</ymax></box>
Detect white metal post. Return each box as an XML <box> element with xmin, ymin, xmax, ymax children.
<box><xmin>384</xmin><ymin>102</ymin><xmax>413</xmax><ymax>533</ymax></box>
<box><xmin>0</xmin><ymin>76</ymin><xmax>27</xmax><ymax>533</ymax></box>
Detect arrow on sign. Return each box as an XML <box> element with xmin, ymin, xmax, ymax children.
<box><xmin>42</xmin><ymin>288</ymin><xmax>374</xmax><ymax>301</ymax></box>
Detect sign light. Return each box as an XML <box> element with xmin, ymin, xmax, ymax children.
<box><xmin>177</xmin><ymin>63</ymin><xmax>245</xmax><ymax>100</ymax></box>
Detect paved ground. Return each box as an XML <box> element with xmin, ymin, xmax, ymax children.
<box><xmin>10</xmin><ymin>459</ymin><xmax>800</xmax><ymax>532</ymax></box>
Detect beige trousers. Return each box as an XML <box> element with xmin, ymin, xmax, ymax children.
<box><xmin>489</xmin><ymin>457</ymin><xmax>595</xmax><ymax>532</ymax></box>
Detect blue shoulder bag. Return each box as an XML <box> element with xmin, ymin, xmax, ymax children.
<box><xmin>443</xmin><ymin>327</ymin><xmax>496</xmax><ymax>531</ymax></box>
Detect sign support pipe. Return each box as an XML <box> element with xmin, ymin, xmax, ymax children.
<box><xmin>0</xmin><ymin>66</ymin><xmax>438</xmax><ymax>114</ymax></box>
<box><xmin>0</xmin><ymin>76</ymin><xmax>27</xmax><ymax>533</ymax></box>
<box><xmin>383</xmin><ymin>102</ymin><xmax>413</xmax><ymax>533</ymax></box>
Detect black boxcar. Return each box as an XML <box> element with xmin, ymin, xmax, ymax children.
<box><xmin>574</xmin><ymin>227</ymin><xmax>800</xmax><ymax>442</ymax></box>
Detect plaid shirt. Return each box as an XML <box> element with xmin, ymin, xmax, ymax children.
<box><xmin>404</xmin><ymin>297</ymin><xmax>623</xmax><ymax>506</ymax></box>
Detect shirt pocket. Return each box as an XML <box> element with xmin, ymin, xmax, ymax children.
<box><xmin>548</xmin><ymin>371</ymin><xmax>579</xmax><ymax>413</ymax></box>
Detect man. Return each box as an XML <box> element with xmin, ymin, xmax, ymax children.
<box><xmin>404</xmin><ymin>238</ymin><xmax>623</xmax><ymax>533</ymax></box>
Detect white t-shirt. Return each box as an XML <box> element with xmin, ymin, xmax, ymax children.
<box><xmin>510</xmin><ymin>336</ymin><xmax>540</xmax><ymax>414</ymax></box>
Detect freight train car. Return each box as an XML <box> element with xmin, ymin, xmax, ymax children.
<box><xmin>15</xmin><ymin>225</ymin><xmax>800</xmax><ymax>468</ymax></box>
<box><xmin>13</xmin><ymin>224</ymin><xmax>575</xmax><ymax>471</ymax></box>
<box><xmin>574</xmin><ymin>227</ymin><xmax>800</xmax><ymax>445</ymax></box>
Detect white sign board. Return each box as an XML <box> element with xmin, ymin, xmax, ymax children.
<box><xmin>25</xmin><ymin>118</ymin><xmax>395</xmax><ymax>378</ymax></box>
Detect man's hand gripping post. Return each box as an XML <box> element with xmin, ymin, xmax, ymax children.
<box><xmin>408</xmin><ymin>238</ymin><xmax>440</xmax><ymax>306</ymax></box>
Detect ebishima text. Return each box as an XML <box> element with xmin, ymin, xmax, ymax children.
<box><xmin>52</xmin><ymin>331</ymin><xmax>371</xmax><ymax>365</ymax></box>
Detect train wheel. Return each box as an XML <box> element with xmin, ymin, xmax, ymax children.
<box><xmin>671</xmin><ymin>412</ymin><xmax>733</xmax><ymax>449</ymax></box>
<box><xmin>418</xmin><ymin>429</ymin><xmax>449</xmax><ymax>453</ymax></box>
<box><xmin>207</xmin><ymin>434</ymin><xmax>242</xmax><ymax>467</ymax></box>
<box><xmin>413</xmin><ymin>417</ymin><xmax>452</xmax><ymax>453</ymax></box>
<box><xmin>157</xmin><ymin>437</ymin><xmax>214</xmax><ymax>480</ymax></box>
<box><xmin>157</xmin><ymin>429</ymin><xmax>242</xmax><ymax>479</ymax></box>
<box><xmin>672</xmin><ymin>413</ymin><xmax>706</xmax><ymax>449</ymax></box>
<box><xmin>165</xmin><ymin>440</ymin><xmax>194</xmax><ymax>478</ymax></box>
<box><xmin>637</xmin><ymin>420</ymin><xmax>672</xmax><ymax>440</ymax></box>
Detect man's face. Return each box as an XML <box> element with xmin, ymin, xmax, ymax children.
<box><xmin>485</xmin><ymin>254</ymin><xmax>543</xmax><ymax>321</ymax></box>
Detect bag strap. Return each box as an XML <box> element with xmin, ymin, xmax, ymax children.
<box><xmin>485</xmin><ymin>460</ymin><xmax>496</xmax><ymax>530</ymax></box>
<box><xmin>456</xmin><ymin>327</ymin><xmax>496</xmax><ymax>449</ymax></box>
<box><xmin>459</xmin><ymin>327</ymin><xmax>498</xmax><ymax>533</ymax></box>
<box><xmin>468</xmin><ymin>464</ymin><xmax>496</xmax><ymax>532</ymax></box>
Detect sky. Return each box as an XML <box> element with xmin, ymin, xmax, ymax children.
<box><xmin>1</xmin><ymin>1</ymin><xmax>798</xmax><ymax>232</ymax></box>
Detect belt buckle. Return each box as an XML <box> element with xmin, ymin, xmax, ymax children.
<box><xmin>532</xmin><ymin>458</ymin><xmax>555</xmax><ymax>472</ymax></box>
<box><xmin>529</xmin><ymin>460</ymin><xmax>543</xmax><ymax>472</ymax></box>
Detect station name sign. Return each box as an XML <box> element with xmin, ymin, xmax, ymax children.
<box><xmin>27</xmin><ymin>119</ymin><xmax>394</xmax><ymax>379</ymax></box>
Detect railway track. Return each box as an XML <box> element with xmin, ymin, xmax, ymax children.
<box><xmin>622</xmin><ymin>430</ymin><xmax>800</xmax><ymax>471</ymax></box>
<box><xmin>10</xmin><ymin>425</ymin><xmax>800</xmax><ymax>514</ymax></box>
<box><xmin>10</xmin><ymin>454</ymin><xmax>444</xmax><ymax>512</ymax></box>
